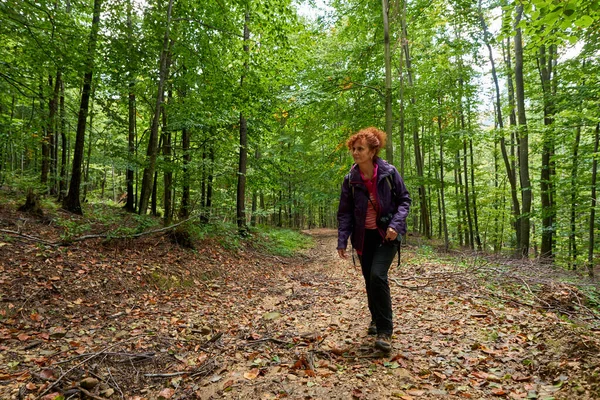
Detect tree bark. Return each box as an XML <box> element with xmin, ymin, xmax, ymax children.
<box><xmin>63</xmin><ymin>0</ymin><xmax>102</xmax><ymax>214</ymax></box>
<box><xmin>569</xmin><ymin>124</ymin><xmax>580</xmax><ymax>268</ymax></box>
<box><xmin>437</xmin><ymin>96</ymin><xmax>449</xmax><ymax>251</ymax></box>
<box><xmin>589</xmin><ymin>122</ymin><xmax>599</xmax><ymax>277</ymax></box>
<box><xmin>58</xmin><ymin>78</ymin><xmax>67</xmax><ymax>201</ymax></box>
<box><xmin>138</xmin><ymin>0</ymin><xmax>173</xmax><ymax>215</ymax></box>
<box><xmin>514</xmin><ymin>5</ymin><xmax>531</xmax><ymax>257</ymax></box>
<box><xmin>124</xmin><ymin>0</ymin><xmax>137</xmax><ymax>213</ymax></box>
<box><xmin>401</xmin><ymin>2</ymin><xmax>429</xmax><ymax>238</ymax></box>
<box><xmin>538</xmin><ymin>44</ymin><xmax>556</xmax><ymax>259</ymax></box>
<box><xmin>382</xmin><ymin>0</ymin><xmax>393</xmax><ymax>164</ymax></box>
<box><xmin>237</xmin><ymin>9</ymin><xmax>250</xmax><ymax>233</ymax></box>
<box><xmin>162</xmin><ymin>92</ymin><xmax>172</xmax><ymax>226</ymax></box>
<box><xmin>179</xmin><ymin>125</ymin><xmax>190</xmax><ymax>219</ymax></box>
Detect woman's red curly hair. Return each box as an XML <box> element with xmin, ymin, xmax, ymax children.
<box><xmin>346</xmin><ymin>127</ymin><xmax>387</xmax><ymax>158</ymax></box>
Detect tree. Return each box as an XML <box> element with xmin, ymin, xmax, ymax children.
<box><xmin>63</xmin><ymin>0</ymin><xmax>103</xmax><ymax>214</ymax></box>
<box><xmin>138</xmin><ymin>0</ymin><xmax>173</xmax><ymax>215</ymax></box>
<box><xmin>513</xmin><ymin>5</ymin><xmax>532</xmax><ymax>257</ymax></box>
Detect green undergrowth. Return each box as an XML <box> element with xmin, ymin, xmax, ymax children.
<box><xmin>250</xmin><ymin>225</ymin><xmax>315</xmax><ymax>257</ymax></box>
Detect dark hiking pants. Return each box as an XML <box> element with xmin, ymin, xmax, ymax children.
<box><xmin>358</xmin><ymin>229</ymin><xmax>397</xmax><ymax>336</ymax></box>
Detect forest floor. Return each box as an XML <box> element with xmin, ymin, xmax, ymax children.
<box><xmin>1</xmin><ymin>203</ymin><xmax>600</xmax><ymax>400</ymax></box>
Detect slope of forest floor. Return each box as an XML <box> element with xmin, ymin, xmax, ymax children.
<box><xmin>1</xmin><ymin>202</ymin><xmax>600</xmax><ymax>400</ymax></box>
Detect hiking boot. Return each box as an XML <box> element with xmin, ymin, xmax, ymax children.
<box><xmin>367</xmin><ymin>321</ymin><xmax>377</xmax><ymax>335</ymax></box>
<box><xmin>375</xmin><ymin>334</ymin><xmax>392</xmax><ymax>353</ymax></box>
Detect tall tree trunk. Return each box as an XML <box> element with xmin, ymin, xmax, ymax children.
<box><xmin>58</xmin><ymin>78</ymin><xmax>67</xmax><ymax>201</ymax></box>
<box><xmin>138</xmin><ymin>0</ymin><xmax>173</xmax><ymax>215</ymax></box>
<box><xmin>47</xmin><ymin>73</ymin><xmax>60</xmax><ymax>194</ymax></box>
<box><xmin>63</xmin><ymin>0</ymin><xmax>102</xmax><ymax>214</ymax></box>
<box><xmin>382</xmin><ymin>0</ymin><xmax>393</xmax><ymax>164</ymax></box>
<box><xmin>569</xmin><ymin>124</ymin><xmax>581</xmax><ymax>268</ymax></box>
<box><xmin>251</xmin><ymin>147</ymin><xmax>260</xmax><ymax>226</ymax></box>
<box><xmin>469</xmin><ymin>138</ymin><xmax>482</xmax><ymax>250</ymax></box>
<box><xmin>237</xmin><ymin>9</ymin><xmax>250</xmax><ymax>233</ymax></box>
<box><xmin>499</xmin><ymin>7</ymin><xmax>522</xmax><ymax>251</ymax></box>
<box><xmin>538</xmin><ymin>43</ymin><xmax>556</xmax><ymax>259</ymax></box>
<box><xmin>437</xmin><ymin>96</ymin><xmax>449</xmax><ymax>251</ymax></box>
<box><xmin>41</xmin><ymin>76</ymin><xmax>52</xmax><ymax>186</ymax></box>
<box><xmin>589</xmin><ymin>122</ymin><xmax>599</xmax><ymax>277</ymax></box>
<box><xmin>206</xmin><ymin>142</ymin><xmax>214</xmax><ymax>212</ymax></box>
<box><xmin>179</xmin><ymin>125</ymin><xmax>190</xmax><ymax>219</ymax></box>
<box><xmin>454</xmin><ymin>153</ymin><xmax>464</xmax><ymax>247</ymax></box>
<box><xmin>124</xmin><ymin>0</ymin><xmax>136</xmax><ymax>212</ymax></box>
<box><xmin>401</xmin><ymin>4</ymin><xmax>429</xmax><ymax>237</ymax></box>
<box><xmin>83</xmin><ymin>100</ymin><xmax>94</xmax><ymax>202</ymax></box>
<box><xmin>162</xmin><ymin>92</ymin><xmax>172</xmax><ymax>226</ymax></box>
<box><xmin>125</xmin><ymin>80</ymin><xmax>137</xmax><ymax>212</ymax></box>
<box><xmin>514</xmin><ymin>5</ymin><xmax>531</xmax><ymax>257</ymax></box>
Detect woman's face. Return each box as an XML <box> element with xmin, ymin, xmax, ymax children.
<box><xmin>351</xmin><ymin>138</ymin><xmax>375</xmax><ymax>165</ymax></box>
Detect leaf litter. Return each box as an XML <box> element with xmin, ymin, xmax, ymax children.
<box><xmin>0</xmin><ymin>212</ymin><xmax>599</xmax><ymax>399</ymax></box>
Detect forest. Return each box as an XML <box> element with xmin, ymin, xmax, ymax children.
<box><xmin>0</xmin><ymin>0</ymin><xmax>599</xmax><ymax>269</ymax></box>
<box><xmin>2</xmin><ymin>1</ymin><xmax>600</xmax><ymax>399</ymax></box>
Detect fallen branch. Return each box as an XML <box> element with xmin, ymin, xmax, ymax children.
<box><xmin>1</xmin><ymin>214</ymin><xmax>202</xmax><ymax>247</ymax></box>
<box><xmin>0</xmin><ymin>229</ymin><xmax>55</xmax><ymax>245</ymax></box>
<box><xmin>244</xmin><ymin>337</ymin><xmax>294</xmax><ymax>346</ymax></box>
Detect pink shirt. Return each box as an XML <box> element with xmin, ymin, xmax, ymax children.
<box><xmin>360</xmin><ymin>164</ymin><xmax>379</xmax><ymax>229</ymax></box>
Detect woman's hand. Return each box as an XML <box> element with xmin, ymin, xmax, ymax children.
<box><xmin>385</xmin><ymin>227</ymin><xmax>398</xmax><ymax>241</ymax></box>
<box><xmin>337</xmin><ymin>248</ymin><xmax>347</xmax><ymax>259</ymax></box>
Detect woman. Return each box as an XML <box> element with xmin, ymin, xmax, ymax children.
<box><xmin>337</xmin><ymin>127</ymin><xmax>411</xmax><ymax>353</ymax></box>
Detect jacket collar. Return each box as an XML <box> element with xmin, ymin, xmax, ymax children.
<box><xmin>349</xmin><ymin>157</ymin><xmax>392</xmax><ymax>184</ymax></box>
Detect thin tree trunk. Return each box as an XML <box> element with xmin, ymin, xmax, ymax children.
<box><xmin>179</xmin><ymin>125</ymin><xmax>190</xmax><ymax>219</ymax></box>
<box><xmin>82</xmin><ymin>101</ymin><xmax>94</xmax><ymax>202</ymax></box>
<box><xmin>48</xmin><ymin>73</ymin><xmax>60</xmax><ymax>194</ymax></box>
<box><xmin>162</xmin><ymin>92</ymin><xmax>172</xmax><ymax>226</ymax></box>
<box><xmin>63</xmin><ymin>0</ymin><xmax>102</xmax><ymax>214</ymax></box>
<box><xmin>58</xmin><ymin>76</ymin><xmax>67</xmax><ymax>201</ymax></box>
<box><xmin>538</xmin><ymin>43</ymin><xmax>556</xmax><ymax>259</ymax></box>
<box><xmin>455</xmin><ymin>151</ymin><xmax>464</xmax><ymax>246</ymax></box>
<box><xmin>41</xmin><ymin>76</ymin><xmax>52</xmax><ymax>186</ymax></box>
<box><xmin>125</xmin><ymin>80</ymin><xmax>136</xmax><ymax>212</ymax></box>
<box><xmin>138</xmin><ymin>0</ymin><xmax>173</xmax><ymax>215</ymax></box>
<box><xmin>514</xmin><ymin>5</ymin><xmax>531</xmax><ymax>257</ymax></box>
<box><xmin>589</xmin><ymin>122</ymin><xmax>599</xmax><ymax>277</ymax></box>
<box><xmin>206</xmin><ymin>141</ymin><xmax>214</xmax><ymax>215</ymax></box>
<box><xmin>237</xmin><ymin>9</ymin><xmax>250</xmax><ymax>233</ymax></box>
<box><xmin>469</xmin><ymin>138</ymin><xmax>482</xmax><ymax>250</ymax></box>
<box><xmin>382</xmin><ymin>0</ymin><xmax>393</xmax><ymax>164</ymax></box>
<box><xmin>401</xmin><ymin>5</ymin><xmax>429</xmax><ymax>237</ymax></box>
<box><xmin>569</xmin><ymin>124</ymin><xmax>581</xmax><ymax>268</ymax></box>
<box><xmin>124</xmin><ymin>0</ymin><xmax>136</xmax><ymax>212</ymax></box>
<box><xmin>437</xmin><ymin>96</ymin><xmax>449</xmax><ymax>251</ymax></box>
<box><xmin>500</xmin><ymin>8</ymin><xmax>522</xmax><ymax>252</ymax></box>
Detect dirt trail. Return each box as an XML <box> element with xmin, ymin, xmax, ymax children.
<box><xmin>194</xmin><ymin>229</ymin><xmax>599</xmax><ymax>399</ymax></box>
<box><xmin>1</xmin><ymin>227</ymin><xmax>599</xmax><ymax>399</ymax></box>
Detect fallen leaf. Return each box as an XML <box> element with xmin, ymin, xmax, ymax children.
<box><xmin>158</xmin><ymin>388</ymin><xmax>175</xmax><ymax>399</ymax></box>
<box><xmin>41</xmin><ymin>393</ymin><xmax>63</xmax><ymax>400</ymax></box>
<box><xmin>406</xmin><ymin>389</ymin><xmax>425</xmax><ymax>396</ymax></box>
<box><xmin>263</xmin><ymin>312</ymin><xmax>281</xmax><ymax>320</ymax></box>
<box><xmin>18</xmin><ymin>333</ymin><xmax>30</xmax><ymax>341</ymax></box>
<box><xmin>244</xmin><ymin>368</ymin><xmax>260</xmax><ymax>380</ymax></box>
<box><xmin>223</xmin><ymin>379</ymin><xmax>234</xmax><ymax>389</ymax></box>
<box><xmin>40</xmin><ymin>369</ymin><xmax>56</xmax><ymax>380</ymax></box>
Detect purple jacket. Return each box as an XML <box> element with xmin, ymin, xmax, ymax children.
<box><xmin>337</xmin><ymin>158</ymin><xmax>411</xmax><ymax>253</ymax></box>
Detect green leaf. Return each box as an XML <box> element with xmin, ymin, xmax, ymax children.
<box><xmin>574</xmin><ymin>15</ymin><xmax>594</xmax><ymax>28</ymax></box>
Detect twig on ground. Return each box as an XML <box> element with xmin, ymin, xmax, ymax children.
<box><xmin>36</xmin><ymin>336</ymin><xmax>137</xmax><ymax>399</ymax></box>
<box><xmin>79</xmin><ymin>387</ymin><xmax>107</xmax><ymax>400</ymax></box>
